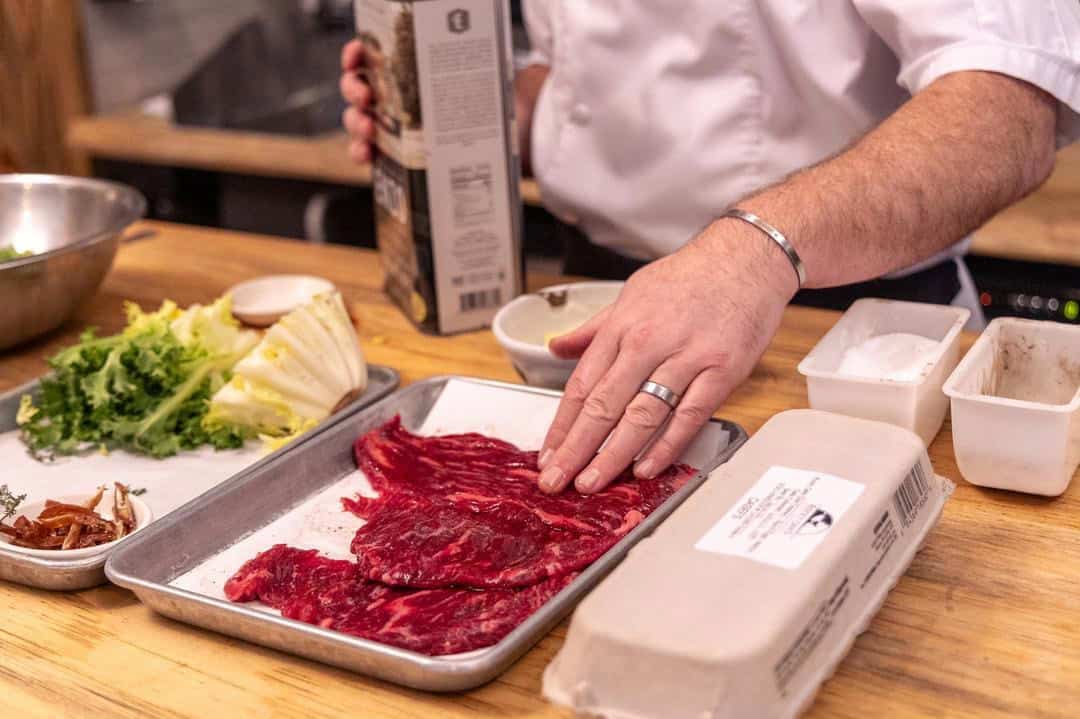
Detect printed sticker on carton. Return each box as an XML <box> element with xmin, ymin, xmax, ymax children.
<box><xmin>695</xmin><ymin>466</ymin><xmax>864</xmax><ymax>569</ymax></box>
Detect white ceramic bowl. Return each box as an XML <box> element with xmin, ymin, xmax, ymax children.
<box><xmin>228</xmin><ymin>274</ymin><xmax>336</xmax><ymax>327</ymax></box>
<box><xmin>798</xmin><ymin>298</ymin><xmax>970</xmax><ymax>446</ymax></box>
<box><xmin>943</xmin><ymin>317</ymin><xmax>1080</xmax><ymax>496</ymax></box>
<box><xmin>493</xmin><ymin>281</ymin><xmax>623</xmax><ymax>389</ymax></box>
<box><xmin>0</xmin><ymin>492</ymin><xmax>152</xmax><ymax>560</ymax></box>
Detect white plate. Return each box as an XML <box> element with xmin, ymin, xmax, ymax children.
<box><xmin>228</xmin><ymin>275</ymin><xmax>336</xmax><ymax>327</ymax></box>
<box><xmin>0</xmin><ymin>492</ymin><xmax>153</xmax><ymax>559</ymax></box>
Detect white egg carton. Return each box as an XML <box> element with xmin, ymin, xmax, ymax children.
<box><xmin>544</xmin><ymin>410</ymin><xmax>953</xmax><ymax>719</ymax></box>
<box><xmin>798</xmin><ymin>298</ymin><xmax>969</xmax><ymax>446</ymax></box>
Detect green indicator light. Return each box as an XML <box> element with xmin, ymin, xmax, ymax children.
<box><xmin>1066</xmin><ymin>300</ymin><xmax>1080</xmax><ymax>321</ymax></box>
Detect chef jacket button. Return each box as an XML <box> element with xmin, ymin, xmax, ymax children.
<box><xmin>569</xmin><ymin>103</ymin><xmax>592</xmax><ymax>125</ymax></box>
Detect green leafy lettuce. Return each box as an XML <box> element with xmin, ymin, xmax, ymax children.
<box><xmin>18</xmin><ymin>295</ymin><xmax>259</xmax><ymax>459</ymax></box>
<box><xmin>0</xmin><ymin>247</ymin><xmax>32</xmax><ymax>263</ymax></box>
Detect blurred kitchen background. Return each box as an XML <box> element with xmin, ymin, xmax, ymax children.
<box><xmin>1</xmin><ymin>0</ymin><xmax>1079</xmax><ymax>324</ymax></box>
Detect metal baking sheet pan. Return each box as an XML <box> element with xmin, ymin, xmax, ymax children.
<box><xmin>105</xmin><ymin>376</ymin><xmax>748</xmax><ymax>692</ymax></box>
<box><xmin>0</xmin><ymin>365</ymin><xmax>399</xmax><ymax>591</ymax></box>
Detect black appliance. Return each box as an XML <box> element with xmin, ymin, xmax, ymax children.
<box><xmin>967</xmin><ymin>254</ymin><xmax>1080</xmax><ymax>324</ymax></box>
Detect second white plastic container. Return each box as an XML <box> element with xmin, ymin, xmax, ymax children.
<box><xmin>943</xmin><ymin>317</ymin><xmax>1080</xmax><ymax>496</ymax></box>
<box><xmin>798</xmin><ymin>298</ymin><xmax>970</xmax><ymax>446</ymax></box>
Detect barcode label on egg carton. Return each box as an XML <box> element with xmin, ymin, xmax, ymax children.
<box><xmin>892</xmin><ymin>461</ymin><xmax>930</xmax><ymax>527</ymax></box>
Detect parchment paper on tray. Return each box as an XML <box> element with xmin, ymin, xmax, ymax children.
<box><xmin>173</xmin><ymin>378</ymin><xmax>730</xmax><ymax>601</ymax></box>
<box><xmin>0</xmin><ymin>433</ymin><xmax>263</xmax><ymax>517</ymax></box>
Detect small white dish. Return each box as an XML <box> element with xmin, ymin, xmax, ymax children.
<box><xmin>0</xmin><ymin>492</ymin><xmax>153</xmax><ymax>560</ymax></box>
<box><xmin>944</xmin><ymin>317</ymin><xmax>1080</xmax><ymax>496</ymax></box>
<box><xmin>228</xmin><ymin>275</ymin><xmax>336</xmax><ymax>327</ymax></box>
<box><xmin>493</xmin><ymin>281</ymin><xmax>623</xmax><ymax>389</ymax></box>
<box><xmin>798</xmin><ymin>298</ymin><xmax>970</xmax><ymax>446</ymax></box>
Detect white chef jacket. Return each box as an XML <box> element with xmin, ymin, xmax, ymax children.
<box><xmin>523</xmin><ymin>0</ymin><xmax>1080</xmax><ymax>267</ymax></box>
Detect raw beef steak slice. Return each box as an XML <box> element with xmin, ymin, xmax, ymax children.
<box><xmin>226</xmin><ymin>420</ymin><xmax>700</xmax><ymax>655</ymax></box>
<box><xmin>225</xmin><ymin>542</ymin><xmax>355</xmax><ymax>606</ymax></box>
<box><xmin>347</xmin><ymin>493</ymin><xmax>613</xmax><ymax>588</ymax></box>
<box><xmin>347</xmin><ymin>417</ymin><xmax>697</xmax><ymax>588</ymax></box>
<box><xmin>352</xmin><ymin>417</ymin><xmax>695</xmax><ymax>520</ymax></box>
<box><xmin>226</xmin><ymin>545</ymin><xmax>575</xmax><ymax>655</ymax></box>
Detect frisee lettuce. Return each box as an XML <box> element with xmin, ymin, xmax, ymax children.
<box><xmin>0</xmin><ymin>247</ymin><xmax>32</xmax><ymax>263</ymax></box>
<box><xmin>18</xmin><ymin>295</ymin><xmax>259</xmax><ymax>459</ymax></box>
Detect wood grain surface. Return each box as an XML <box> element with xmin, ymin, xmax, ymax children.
<box><xmin>68</xmin><ymin>112</ymin><xmax>1079</xmax><ymax>266</ymax></box>
<box><xmin>66</xmin><ymin>113</ymin><xmax>545</xmax><ymax>207</ymax></box>
<box><xmin>976</xmin><ymin>143</ymin><xmax>1080</xmax><ymax>267</ymax></box>
<box><xmin>2</xmin><ymin>221</ymin><xmax>1079</xmax><ymax>718</ymax></box>
<box><xmin>0</xmin><ymin>0</ymin><xmax>90</xmax><ymax>175</ymax></box>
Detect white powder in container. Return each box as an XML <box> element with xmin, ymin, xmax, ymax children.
<box><xmin>836</xmin><ymin>332</ymin><xmax>941</xmax><ymax>381</ymax></box>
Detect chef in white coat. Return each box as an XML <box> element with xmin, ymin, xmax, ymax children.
<box><xmin>342</xmin><ymin>1</ymin><xmax>1080</xmax><ymax>495</ymax></box>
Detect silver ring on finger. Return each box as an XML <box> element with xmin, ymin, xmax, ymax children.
<box><xmin>638</xmin><ymin>380</ymin><xmax>681</xmax><ymax>410</ymax></box>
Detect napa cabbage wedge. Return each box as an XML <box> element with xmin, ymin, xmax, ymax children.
<box><xmin>205</xmin><ymin>291</ymin><xmax>367</xmax><ymax>445</ymax></box>
<box><xmin>18</xmin><ymin>295</ymin><xmax>259</xmax><ymax>459</ymax></box>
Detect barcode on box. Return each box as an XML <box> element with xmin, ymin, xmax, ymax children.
<box><xmin>893</xmin><ymin>461</ymin><xmax>930</xmax><ymax>527</ymax></box>
<box><xmin>459</xmin><ymin>288</ymin><xmax>502</xmax><ymax>313</ymax></box>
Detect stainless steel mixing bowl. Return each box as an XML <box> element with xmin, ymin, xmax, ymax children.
<box><xmin>0</xmin><ymin>174</ymin><xmax>146</xmax><ymax>350</ymax></box>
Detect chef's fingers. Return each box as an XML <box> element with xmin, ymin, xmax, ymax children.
<box><xmin>341</xmin><ymin>39</ymin><xmax>364</xmax><ymax>71</ymax></box>
<box><xmin>538</xmin><ymin>329</ymin><xmax>663</xmax><ymax>493</ymax></box>
<box><xmin>537</xmin><ymin>331</ymin><xmax>619</xmax><ymax>484</ymax></box>
<box><xmin>348</xmin><ymin>140</ymin><xmax>371</xmax><ymax>164</ymax></box>
<box><xmin>343</xmin><ymin>106</ymin><xmax>375</xmax><ymax>141</ymax></box>
<box><xmin>340</xmin><ymin>71</ymin><xmax>373</xmax><ymax>109</ymax></box>
<box><xmin>573</xmin><ymin>356</ymin><xmax>699</xmax><ymax>494</ymax></box>
<box><xmin>548</xmin><ymin>306</ymin><xmax>611</xmax><ymax>360</ymax></box>
<box><xmin>634</xmin><ymin>366</ymin><xmax>730</xmax><ymax>479</ymax></box>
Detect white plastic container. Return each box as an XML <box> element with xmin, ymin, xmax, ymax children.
<box><xmin>798</xmin><ymin>299</ymin><xmax>969</xmax><ymax>446</ymax></box>
<box><xmin>943</xmin><ymin>317</ymin><xmax>1080</xmax><ymax>496</ymax></box>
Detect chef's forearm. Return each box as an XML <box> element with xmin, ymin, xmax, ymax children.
<box><xmin>515</xmin><ymin>64</ymin><xmax>550</xmax><ymax>176</ymax></box>
<box><xmin>732</xmin><ymin>71</ymin><xmax>1057</xmax><ymax>289</ymax></box>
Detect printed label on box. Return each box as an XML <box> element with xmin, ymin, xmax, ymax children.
<box><xmin>695</xmin><ymin>466</ymin><xmax>864</xmax><ymax>569</ymax></box>
<box><xmin>356</xmin><ymin>0</ymin><xmax>522</xmax><ymax>334</ymax></box>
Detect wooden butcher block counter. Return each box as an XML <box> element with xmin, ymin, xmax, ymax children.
<box><xmin>1</xmin><ymin>221</ymin><xmax>1078</xmax><ymax>719</ymax></box>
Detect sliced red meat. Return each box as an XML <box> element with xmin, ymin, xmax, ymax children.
<box><xmin>224</xmin><ymin>543</ymin><xmax>355</xmax><ymax>606</ymax></box>
<box><xmin>353</xmin><ymin>417</ymin><xmax>693</xmax><ymax>514</ymax></box>
<box><xmin>226</xmin><ymin>419</ymin><xmax>699</xmax><ymax>656</ymax></box>
<box><xmin>226</xmin><ymin>545</ymin><xmax>575</xmax><ymax>656</ymax></box>
<box><xmin>347</xmin><ymin>416</ymin><xmax>696</xmax><ymax>588</ymax></box>
<box><xmin>353</xmin><ymin>417</ymin><xmax>539</xmax><ymax>501</ymax></box>
<box><xmin>348</xmin><ymin>493</ymin><xmax>613</xmax><ymax>588</ymax></box>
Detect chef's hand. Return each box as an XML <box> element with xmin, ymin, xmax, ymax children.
<box><xmin>537</xmin><ymin>220</ymin><xmax>799</xmax><ymax>494</ymax></box>
<box><xmin>340</xmin><ymin>39</ymin><xmax>375</xmax><ymax>164</ymax></box>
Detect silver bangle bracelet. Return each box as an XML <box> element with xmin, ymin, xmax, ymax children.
<box><xmin>722</xmin><ymin>208</ymin><xmax>807</xmax><ymax>289</ymax></box>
